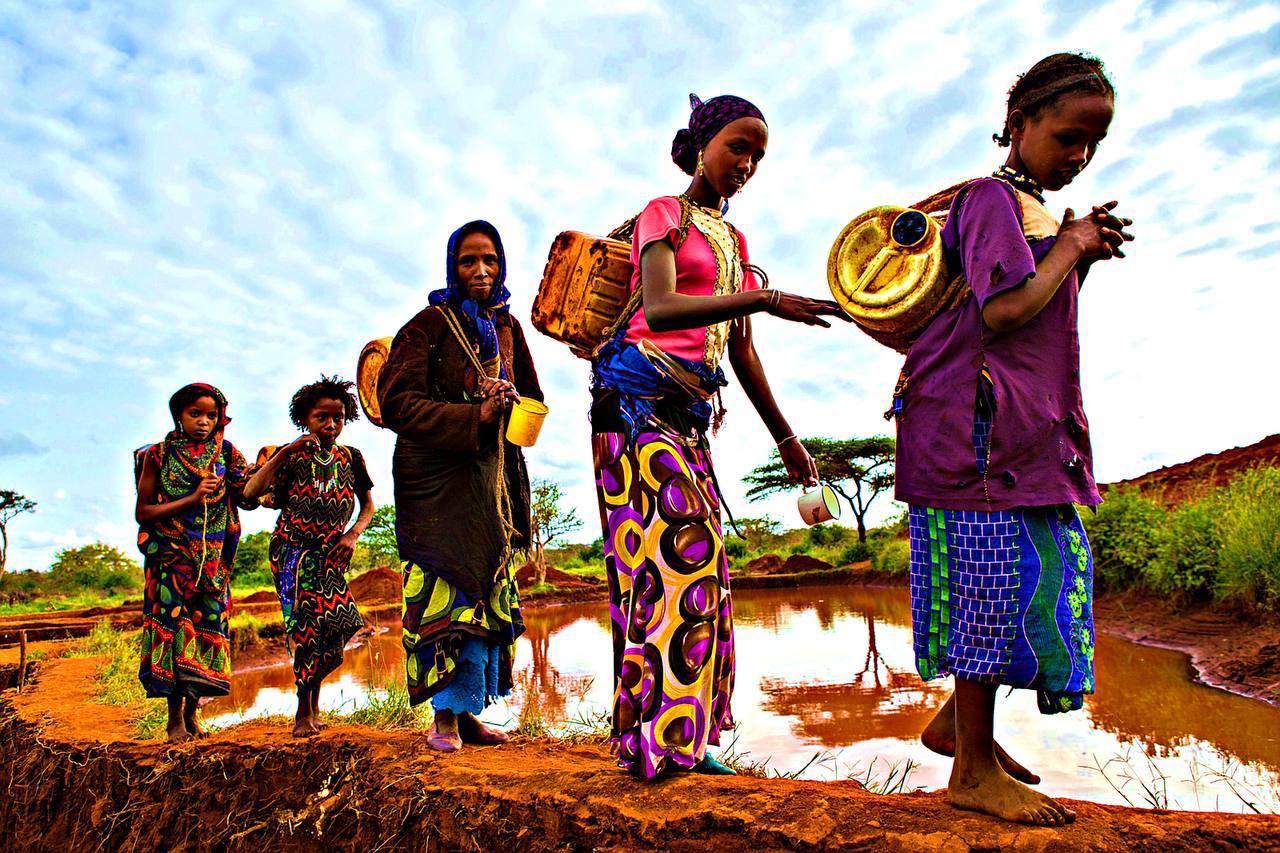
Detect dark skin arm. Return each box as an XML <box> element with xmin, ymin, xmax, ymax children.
<box><xmin>728</xmin><ymin>316</ymin><xmax>819</xmax><ymax>487</ymax></box>
<box><xmin>135</xmin><ymin>451</ymin><xmax>217</xmax><ymax>524</ymax></box>
<box><xmin>983</xmin><ymin>201</ymin><xmax>1133</xmax><ymax>333</ymax></box>
<box><xmin>639</xmin><ymin>241</ymin><xmax>848</xmax><ymax>332</ymax></box>
<box><xmin>243</xmin><ymin>434</ymin><xmax>315</xmax><ymax>502</ymax></box>
<box><xmin>328</xmin><ymin>488</ymin><xmax>375</xmax><ymax>566</ymax></box>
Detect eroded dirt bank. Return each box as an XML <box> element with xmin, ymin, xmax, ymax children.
<box><xmin>3</xmin><ymin>657</ymin><xmax>1280</xmax><ymax>852</ymax></box>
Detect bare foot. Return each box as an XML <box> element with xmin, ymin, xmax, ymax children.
<box><xmin>293</xmin><ymin>706</ymin><xmax>317</xmax><ymax>738</ymax></box>
<box><xmin>923</xmin><ymin>700</ymin><xmax>1040</xmax><ymax>784</ymax></box>
<box><xmin>183</xmin><ymin>714</ymin><xmax>207</xmax><ymax>739</ymax></box>
<box><xmin>458</xmin><ymin>713</ymin><xmax>509</xmax><ymax>746</ymax></box>
<box><xmin>166</xmin><ymin>721</ymin><xmax>193</xmax><ymax>744</ymax></box>
<box><xmin>947</xmin><ymin>764</ymin><xmax>1076</xmax><ymax>826</ymax></box>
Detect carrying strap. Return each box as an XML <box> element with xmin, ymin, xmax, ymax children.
<box><xmin>591</xmin><ymin>195</ymin><xmax>766</xmax><ymax>359</ymax></box>
<box><xmin>439</xmin><ymin>305</ymin><xmax>520</xmax><ymax>581</ymax></box>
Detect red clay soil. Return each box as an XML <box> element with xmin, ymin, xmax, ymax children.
<box><xmin>514</xmin><ymin>561</ymin><xmax>600</xmax><ymax>590</ymax></box>
<box><xmin>1102</xmin><ymin>433</ymin><xmax>1280</xmax><ymax>507</ymax></box>
<box><xmin>346</xmin><ymin>566</ymin><xmax>402</xmax><ymax>606</ymax></box>
<box><xmin>1095</xmin><ymin>591</ymin><xmax>1280</xmax><ymax>705</ymax></box>
<box><xmin>3</xmin><ymin>657</ymin><xmax>1279</xmax><ymax>852</ymax></box>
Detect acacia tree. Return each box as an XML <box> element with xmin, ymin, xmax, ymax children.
<box><xmin>530</xmin><ymin>479</ymin><xmax>582</xmax><ymax>585</ymax></box>
<box><xmin>744</xmin><ymin>436</ymin><xmax>895</xmax><ymax>543</ymax></box>
<box><xmin>0</xmin><ymin>490</ymin><xmax>36</xmax><ymax>576</ymax></box>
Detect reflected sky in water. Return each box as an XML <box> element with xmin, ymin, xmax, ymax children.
<box><xmin>205</xmin><ymin>585</ymin><xmax>1280</xmax><ymax>812</ymax></box>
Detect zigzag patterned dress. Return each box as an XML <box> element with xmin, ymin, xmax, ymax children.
<box><xmin>266</xmin><ymin>443</ymin><xmax>370</xmax><ymax>689</ymax></box>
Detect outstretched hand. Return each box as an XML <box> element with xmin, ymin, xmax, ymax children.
<box><xmin>765</xmin><ymin>291</ymin><xmax>852</xmax><ymax>328</ymax></box>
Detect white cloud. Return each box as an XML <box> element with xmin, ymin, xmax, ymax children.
<box><xmin>1</xmin><ymin>0</ymin><xmax>1277</xmax><ymax>571</ymax></box>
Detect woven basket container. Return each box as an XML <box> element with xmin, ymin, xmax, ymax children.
<box><xmin>827</xmin><ymin>206</ymin><xmax>970</xmax><ymax>354</ymax></box>
<box><xmin>356</xmin><ymin>336</ymin><xmax>393</xmax><ymax>426</ymax></box>
<box><xmin>531</xmin><ymin>230</ymin><xmax>634</xmax><ymax>359</ymax></box>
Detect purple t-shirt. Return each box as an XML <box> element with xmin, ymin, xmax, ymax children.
<box><xmin>893</xmin><ymin>178</ymin><xmax>1101</xmax><ymax>511</ymax></box>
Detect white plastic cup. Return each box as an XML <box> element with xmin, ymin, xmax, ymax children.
<box><xmin>797</xmin><ymin>484</ymin><xmax>841</xmax><ymax>526</ymax></box>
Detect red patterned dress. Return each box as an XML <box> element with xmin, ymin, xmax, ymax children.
<box><xmin>264</xmin><ymin>443</ymin><xmax>371</xmax><ymax>689</ymax></box>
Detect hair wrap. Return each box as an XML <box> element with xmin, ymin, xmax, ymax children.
<box><xmin>671</xmin><ymin>92</ymin><xmax>766</xmax><ymax>175</ymax></box>
<box><xmin>168</xmin><ymin>383</ymin><xmax>230</xmax><ymax>430</ymax></box>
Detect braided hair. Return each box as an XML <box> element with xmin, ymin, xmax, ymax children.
<box><xmin>289</xmin><ymin>374</ymin><xmax>360</xmax><ymax>430</ymax></box>
<box><xmin>995</xmin><ymin>52</ymin><xmax>1114</xmax><ymax>147</ymax></box>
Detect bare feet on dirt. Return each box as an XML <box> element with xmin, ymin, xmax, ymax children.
<box><xmin>166</xmin><ymin>720</ymin><xmax>193</xmax><ymax>743</ymax></box>
<box><xmin>293</xmin><ymin>709</ymin><xmax>317</xmax><ymax>739</ymax></box>
<box><xmin>947</xmin><ymin>763</ymin><xmax>1075</xmax><ymax>826</ymax></box>
<box><xmin>458</xmin><ymin>713</ymin><xmax>509</xmax><ymax>746</ymax></box>
<box><xmin>182</xmin><ymin>711</ymin><xmax>207</xmax><ymax>739</ymax></box>
<box><xmin>923</xmin><ymin>696</ymin><xmax>1040</xmax><ymax>784</ymax></box>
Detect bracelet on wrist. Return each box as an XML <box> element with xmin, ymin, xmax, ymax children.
<box><xmin>776</xmin><ymin>434</ymin><xmax>796</xmax><ymax>446</ymax></box>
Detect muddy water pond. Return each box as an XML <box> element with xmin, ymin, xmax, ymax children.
<box><xmin>205</xmin><ymin>584</ymin><xmax>1280</xmax><ymax>812</ymax></box>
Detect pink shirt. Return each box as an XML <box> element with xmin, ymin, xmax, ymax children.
<box><xmin>624</xmin><ymin>196</ymin><xmax>761</xmax><ymax>366</ymax></box>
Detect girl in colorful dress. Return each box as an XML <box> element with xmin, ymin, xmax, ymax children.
<box><xmin>244</xmin><ymin>376</ymin><xmax>374</xmax><ymax>738</ymax></box>
<box><xmin>378</xmin><ymin>220</ymin><xmax>543</xmax><ymax>753</ymax></box>
<box><xmin>592</xmin><ymin>93</ymin><xmax>848</xmax><ymax>779</ymax></box>
<box><xmin>135</xmin><ymin>383</ymin><xmax>258</xmax><ymax>743</ymax></box>
<box><xmin>893</xmin><ymin>53</ymin><xmax>1134</xmax><ymax>825</ymax></box>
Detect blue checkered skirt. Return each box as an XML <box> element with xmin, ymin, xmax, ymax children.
<box><xmin>907</xmin><ymin>504</ymin><xmax>1095</xmax><ymax>713</ymax></box>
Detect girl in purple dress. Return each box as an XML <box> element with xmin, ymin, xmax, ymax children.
<box><xmin>892</xmin><ymin>53</ymin><xmax>1134</xmax><ymax>825</ymax></box>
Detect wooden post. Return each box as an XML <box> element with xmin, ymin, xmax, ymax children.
<box><xmin>17</xmin><ymin>629</ymin><xmax>27</xmax><ymax>693</ymax></box>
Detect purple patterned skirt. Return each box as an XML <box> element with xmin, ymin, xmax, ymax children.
<box><xmin>593</xmin><ymin>429</ymin><xmax>736</xmax><ymax>778</ymax></box>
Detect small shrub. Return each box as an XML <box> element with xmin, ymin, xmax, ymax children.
<box><xmin>725</xmin><ymin>538</ymin><xmax>749</xmax><ymax>560</ymax></box>
<box><xmin>872</xmin><ymin>539</ymin><xmax>910</xmax><ymax>575</ymax></box>
<box><xmin>1083</xmin><ymin>489</ymin><xmax>1166</xmax><ymax>593</ymax></box>
<box><xmin>806</xmin><ymin>524</ymin><xmax>850</xmax><ymax>549</ymax></box>
<box><xmin>579</xmin><ymin>538</ymin><xmax>605</xmax><ymax>562</ymax></box>
<box><xmin>1145</xmin><ymin>499</ymin><xmax>1221</xmax><ymax>603</ymax></box>
<box><xmin>839</xmin><ymin>541</ymin><xmax>873</xmax><ymax>565</ymax></box>
<box><xmin>1214</xmin><ymin>467</ymin><xmax>1280</xmax><ymax>615</ymax></box>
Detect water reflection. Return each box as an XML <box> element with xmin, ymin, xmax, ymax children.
<box><xmin>204</xmin><ymin>585</ymin><xmax>1280</xmax><ymax>812</ymax></box>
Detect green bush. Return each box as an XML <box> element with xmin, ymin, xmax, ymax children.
<box><xmin>1082</xmin><ymin>489</ymin><xmax>1166</xmax><ymax>593</ymax></box>
<box><xmin>872</xmin><ymin>539</ymin><xmax>910</xmax><ymax>575</ymax></box>
<box><xmin>1145</xmin><ymin>499</ymin><xmax>1221</xmax><ymax>603</ymax></box>
<box><xmin>231</xmin><ymin>530</ymin><xmax>274</xmax><ymax>592</ymax></box>
<box><xmin>1214</xmin><ymin>467</ymin><xmax>1280</xmax><ymax>615</ymax></box>
<box><xmin>839</xmin><ymin>541</ymin><xmax>873</xmax><ymax>565</ymax></box>
<box><xmin>725</xmin><ymin>538</ymin><xmax>749</xmax><ymax>560</ymax></box>
<box><xmin>806</xmin><ymin>523</ymin><xmax>850</xmax><ymax>549</ymax></box>
<box><xmin>580</xmin><ymin>538</ymin><xmax>605</xmax><ymax>562</ymax></box>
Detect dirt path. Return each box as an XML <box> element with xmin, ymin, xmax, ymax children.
<box><xmin>3</xmin><ymin>656</ymin><xmax>1279</xmax><ymax>852</ymax></box>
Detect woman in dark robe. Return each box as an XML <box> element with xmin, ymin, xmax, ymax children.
<box><xmin>378</xmin><ymin>220</ymin><xmax>543</xmax><ymax>752</ymax></box>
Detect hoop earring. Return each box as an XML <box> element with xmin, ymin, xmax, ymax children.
<box><xmin>695</xmin><ymin>149</ymin><xmax>705</xmax><ymax>177</ymax></box>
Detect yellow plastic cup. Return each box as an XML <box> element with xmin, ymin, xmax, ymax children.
<box><xmin>506</xmin><ymin>397</ymin><xmax>549</xmax><ymax>447</ymax></box>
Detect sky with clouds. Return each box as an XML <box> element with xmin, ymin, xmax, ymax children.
<box><xmin>1</xmin><ymin>0</ymin><xmax>1277</xmax><ymax>573</ymax></box>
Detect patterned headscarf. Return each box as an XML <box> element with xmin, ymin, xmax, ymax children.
<box><xmin>428</xmin><ymin>220</ymin><xmax>511</xmax><ymax>379</ymax></box>
<box><xmin>671</xmin><ymin>93</ymin><xmax>767</xmax><ymax>176</ymax></box>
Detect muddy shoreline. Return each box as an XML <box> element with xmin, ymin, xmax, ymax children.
<box><xmin>4</xmin><ymin>656</ymin><xmax>1279</xmax><ymax>852</ymax></box>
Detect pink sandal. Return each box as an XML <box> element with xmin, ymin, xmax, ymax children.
<box><xmin>427</xmin><ymin>724</ymin><xmax>463</xmax><ymax>753</ymax></box>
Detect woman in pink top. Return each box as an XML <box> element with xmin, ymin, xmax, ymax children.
<box><xmin>590</xmin><ymin>93</ymin><xmax>848</xmax><ymax>779</ymax></box>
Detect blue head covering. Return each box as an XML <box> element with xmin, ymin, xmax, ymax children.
<box><xmin>428</xmin><ymin>220</ymin><xmax>511</xmax><ymax>378</ymax></box>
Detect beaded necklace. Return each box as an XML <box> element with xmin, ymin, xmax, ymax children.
<box><xmin>993</xmin><ymin>164</ymin><xmax>1045</xmax><ymax>203</ymax></box>
<box><xmin>311</xmin><ymin>444</ymin><xmax>339</xmax><ymax>494</ymax></box>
